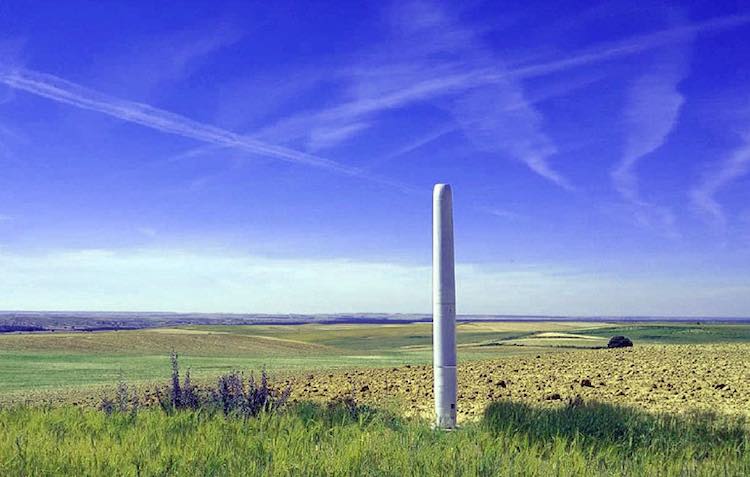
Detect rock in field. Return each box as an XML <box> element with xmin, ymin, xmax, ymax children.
<box><xmin>608</xmin><ymin>336</ymin><xmax>634</xmax><ymax>348</ymax></box>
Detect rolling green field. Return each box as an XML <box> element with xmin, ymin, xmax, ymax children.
<box><xmin>0</xmin><ymin>321</ymin><xmax>613</xmax><ymax>397</ymax></box>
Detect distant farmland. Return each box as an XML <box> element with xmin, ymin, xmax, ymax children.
<box><xmin>2</xmin><ymin>321</ymin><xmax>750</xmax><ymax>418</ymax></box>
<box><xmin>0</xmin><ymin>321</ymin><xmax>613</xmax><ymax>399</ymax></box>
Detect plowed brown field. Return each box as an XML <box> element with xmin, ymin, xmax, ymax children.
<box><xmin>290</xmin><ymin>344</ymin><xmax>750</xmax><ymax>422</ymax></box>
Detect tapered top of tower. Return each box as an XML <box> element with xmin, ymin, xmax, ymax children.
<box><xmin>433</xmin><ymin>183</ymin><xmax>452</xmax><ymax>201</ymax></box>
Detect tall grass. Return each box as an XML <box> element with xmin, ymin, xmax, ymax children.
<box><xmin>1</xmin><ymin>400</ymin><xmax>748</xmax><ymax>476</ymax></box>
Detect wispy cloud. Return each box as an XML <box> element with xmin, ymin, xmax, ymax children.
<box><xmin>0</xmin><ymin>122</ymin><xmax>24</xmax><ymax>141</ymax></box>
<box><xmin>690</xmin><ymin>130</ymin><xmax>750</xmax><ymax>225</ymax></box>
<box><xmin>290</xmin><ymin>11</ymin><xmax>750</xmax><ymax>121</ymax></box>
<box><xmin>253</xmin><ymin>6</ymin><xmax>749</xmax><ymax>189</ymax></box>
<box><xmin>475</xmin><ymin>206</ymin><xmax>522</xmax><ymax>221</ymax></box>
<box><xmin>3</xmin><ymin>9</ymin><xmax>748</xmax><ymax>196</ymax></box>
<box><xmin>304</xmin><ymin>1</ymin><xmax>572</xmax><ymax>189</ymax></box>
<box><xmin>0</xmin><ymin>122</ymin><xmax>25</xmax><ymax>162</ymax></box>
<box><xmin>252</xmin><ymin>68</ymin><xmax>477</xmax><ymax>147</ymax></box>
<box><xmin>451</xmin><ymin>82</ymin><xmax>572</xmax><ymax>190</ymax></box>
<box><xmin>612</xmin><ymin>40</ymin><xmax>690</xmax><ymax>202</ymax></box>
<box><xmin>398</xmin><ymin>2</ymin><xmax>574</xmax><ymax>188</ymax></box>
<box><xmin>0</xmin><ymin>38</ymin><xmax>25</xmax><ymax>104</ymax></box>
<box><xmin>609</xmin><ymin>11</ymin><xmax>693</xmax><ymax>236</ymax></box>
<box><xmin>0</xmin><ymin>214</ymin><xmax>12</xmax><ymax>223</ymax></box>
<box><xmin>503</xmin><ymin>13</ymin><xmax>750</xmax><ymax>81</ymax></box>
<box><xmin>92</xmin><ymin>22</ymin><xmax>244</xmax><ymax>98</ymax></box>
<box><xmin>156</xmin><ymin>24</ymin><xmax>244</xmax><ymax>79</ymax></box>
<box><xmin>609</xmin><ymin>66</ymin><xmax>686</xmax><ymax>235</ymax></box>
<box><xmin>362</xmin><ymin>75</ymin><xmax>599</xmax><ymax>173</ymax></box>
<box><xmin>0</xmin><ymin>66</ymin><xmax>419</xmax><ymax>193</ymax></box>
<box><xmin>307</xmin><ymin>121</ymin><xmax>370</xmax><ymax>152</ymax></box>
<box><xmin>612</xmin><ymin>69</ymin><xmax>686</xmax><ymax>203</ymax></box>
<box><xmin>135</xmin><ymin>227</ymin><xmax>158</xmax><ymax>238</ymax></box>
<box><xmin>364</xmin><ymin>125</ymin><xmax>456</xmax><ymax>171</ymax></box>
<box><xmin>0</xmin><ymin>67</ymin><xmax>354</xmax><ymax>171</ymax></box>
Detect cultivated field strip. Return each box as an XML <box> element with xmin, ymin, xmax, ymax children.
<box><xmin>288</xmin><ymin>344</ymin><xmax>750</xmax><ymax>422</ymax></box>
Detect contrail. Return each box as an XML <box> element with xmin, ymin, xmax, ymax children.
<box><xmin>299</xmin><ymin>13</ymin><xmax>750</xmax><ymax>123</ymax></box>
<box><xmin>0</xmin><ymin>67</ymin><xmax>418</xmax><ymax>192</ymax></box>
<box><xmin>1</xmin><ymin>13</ymin><xmax>747</xmax><ymax>196</ymax></box>
<box><xmin>503</xmin><ymin>13</ymin><xmax>750</xmax><ymax>80</ymax></box>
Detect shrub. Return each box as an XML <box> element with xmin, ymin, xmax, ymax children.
<box><xmin>103</xmin><ymin>354</ymin><xmax>291</xmax><ymax>418</ymax></box>
<box><xmin>100</xmin><ymin>373</ymin><xmax>138</xmax><ymax>415</ymax></box>
<box><xmin>212</xmin><ymin>368</ymin><xmax>292</xmax><ymax>417</ymax></box>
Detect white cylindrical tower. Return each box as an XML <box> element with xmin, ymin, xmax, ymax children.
<box><xmin>433</xmin><ymin>183</ymin><xmax>457</xmax><ymax>429</ymax></box>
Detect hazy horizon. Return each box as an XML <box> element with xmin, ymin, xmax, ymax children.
<box><xmin>2</xmin><ymin>310</ymin><xmax>749</xmax><ymax>321</ymax></box>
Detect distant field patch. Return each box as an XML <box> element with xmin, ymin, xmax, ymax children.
<box><xmin>0</xmin><ymin>328</ymin><xmax>329</xmax><ymax>356</ymax></box>
<box><xmin>531</xmin><ymin>332</ymin><xmax>606</xmax><ymax>340</ymax></box>
<box><xmin>457</xmin><ymin>321</ymin><xmax>616</xmax><ymax>333</ymax></box>
<box><xmin>143</xmin><ymin>328</ymin><xmax>216</xmax><ymax>334</ymax></box>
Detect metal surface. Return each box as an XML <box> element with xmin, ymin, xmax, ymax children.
<box><xmin>433</xmin><ymin>183</ymin><xmax>457</xmax><ymax>429</ymax></box>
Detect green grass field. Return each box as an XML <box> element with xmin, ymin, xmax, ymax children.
<box><xmin>1</xmin><ymin>400</ymin><xmax>747</xmax><ymax>476</ymax></box>
<box><xmin>0</xmin><ymin>321</ymin><xmax>613</xmax><ymax>396</ymax></box>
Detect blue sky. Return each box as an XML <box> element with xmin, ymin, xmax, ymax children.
<box><xmin>1</xmin><ymin>0</ymin><xmax>749</xmax><ymax>315</ymax></box>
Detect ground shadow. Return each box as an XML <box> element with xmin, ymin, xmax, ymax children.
<box><xmin>483</xmin><ymin>399</ymin><xmax>747</xmax><ymax>454</ymax></box>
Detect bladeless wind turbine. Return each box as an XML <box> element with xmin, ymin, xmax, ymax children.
<box><xmin>433</xmin><ymin>184</ymin><xmax>457</xmax><ymax>428</ymax></box>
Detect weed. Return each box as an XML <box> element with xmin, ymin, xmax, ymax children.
<box><xmin>104</xmin><ymin>354</ymin><xmax>292</xmax><ymax>418</ymax></box>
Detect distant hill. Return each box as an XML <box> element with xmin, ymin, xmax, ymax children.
<box><xmin>0</xmin><ymin>311</ymin><xmax>748</xmax><ymax>333</ymax></box>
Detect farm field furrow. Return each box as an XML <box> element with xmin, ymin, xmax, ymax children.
<box><xmin>288</xmin><ymin>344</ymin><xmax>750</xmax><ymax>422</ymax></box>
